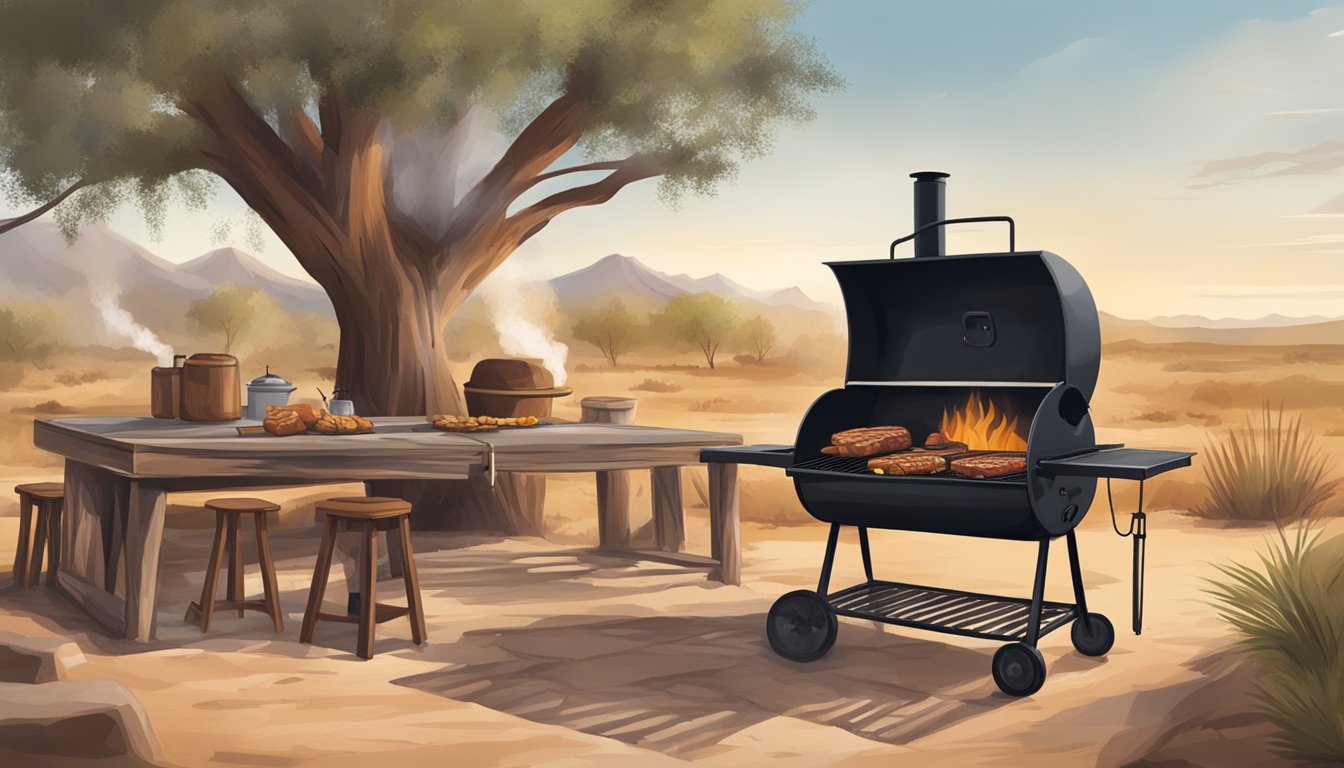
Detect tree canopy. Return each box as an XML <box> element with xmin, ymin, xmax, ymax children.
<box><xmin>0</xmin><ymin>0</ymin><xmax>840</xmax><ymax>242</ymax></box>
<box><xmin>186</xmin><ymin>283</ymin><xmax>278</xmax><ymax>353</ymax></box>
<box><xmin>572</xmin><ymin>298</ymin><xmax>643</xmax><ymax>366</ymax></box>
<box><xmin>660</xmin><ymin>292</ymin><xmax>740</xmax><ymax>368</ymax></box>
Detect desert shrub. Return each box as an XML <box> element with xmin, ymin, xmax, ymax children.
<box><xmin>632</xmin><ymin>378</ymin><xmax>682</xmax><ymax>393</ymax></box>
<box><xmin>54</xmin><ymin>370</ymin><xmax>110</xmax><ymax>386</ymax></box>
<box><xmin>1207</xmin><ymin>526</ymin><xmax>1344</xmax><ymax>762</ymax></box>
<box><xmin>1193</xmin><ymin>404</ymin><xmax>1335</xmax><ymax>522</ymax></box>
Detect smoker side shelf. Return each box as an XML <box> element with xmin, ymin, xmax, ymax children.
<box><xmin>1036</xmin><ymin>448</ymin><xmax>1195</xmax><ymax>481</ymax></box>
<box><xmin>826</xmin><ymin>580</ymin><xmax>1077</xmax><ymax>643</ymax></box>
<box><xmin>700</xmin><ymin>444</ymin><xmax>794</xmax><ymax>468</ymax></box>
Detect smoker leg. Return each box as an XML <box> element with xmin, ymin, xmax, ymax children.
<box><xmin>816</xmin><ymin>523</ymin><xmax>841</xmax><ymax>598</ymax></box>
<box><xmin>857</xmin><ymin>527</ymin><xmax>874</xmax><ymax>583</ymax></box>
<box><xmin>1065</xmin><ymin>530</ymin><xmax>1089</xmax><ymax>616</ymax></box>
<box><xmin>1023</xmin><ymin>539</ymin><xmax>1050</xmax><ymax>648</ymax></box>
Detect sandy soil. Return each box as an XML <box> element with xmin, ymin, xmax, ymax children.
<box><xmin>0</xmin><ymin>338</ymin><xmax>1340</xmax><ymax>766</ymax></box>
<box><xmin>0</xmin><ymin>508</ymin><xmax>1320</xmax><ymax>767</ymax></box>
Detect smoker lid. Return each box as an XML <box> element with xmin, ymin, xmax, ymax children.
<box><xmin>246</xmin><ymin>366</ymin><xmax>296</xmax><ymax>393</ymax></box>
<box><xmin>830</xmin><ymin>251</ymin><xmax>1100</xmax><ymax>399</ymax></box>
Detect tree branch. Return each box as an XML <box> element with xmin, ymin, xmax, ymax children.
<box><xmin>506</xmin><ymin>154</ymin><xmax>665</xmax><ymax>244</ymax></box>
<box><xmin>520</xmin><ymin>157</ymin><xmax>638</xmax><ymax>191</ymax></box>
<box><xmin>445</xmin><ymin>90</ymin><xmax>590</xmax><ymax>247</ymax></box>
<box><xmin>0</xmin><ymin>178</ymin><xmax>88</xmax><ymax>236</ymax></box>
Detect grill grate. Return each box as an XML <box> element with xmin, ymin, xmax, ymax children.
<box><xmin>791</xmin><ymin>452</ymin><xmax>1027</xmax><ymax>483</ymax></box>
<box><xmin>827</xmin><ymin>580</ymin><xmax>1076</xmax><ymax>642</ymax></box>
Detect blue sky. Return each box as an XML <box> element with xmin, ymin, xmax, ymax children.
<box><xmin>4</xmin><ymin>1</ymin><xmax>1342</xmax><ymax>319</ymax></box>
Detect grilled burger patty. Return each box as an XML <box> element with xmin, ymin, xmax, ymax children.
<box><xmin>948</xmin><ymin>454</ymin><xmax>1028</xmax><ymax>478</ymax></box>
<box><xmin>868</xmin><ymin>454</ymin><xmax>946</xmax><ymax>475</ymax></box>
<box><xmin>828</xmin><ymin>426</ymin><xmax>912</xmax><ymax>457</ymax></box>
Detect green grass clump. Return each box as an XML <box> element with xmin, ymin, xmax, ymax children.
<box><xmin>1194</xmin><ymin>404</ymin><xmax>1334</xmax><ymax>522</ymax></box>
<box><xmin>1208</xmin><ymin>527</ymin><xmax>1344</xmax><ymax>762</ymax></box>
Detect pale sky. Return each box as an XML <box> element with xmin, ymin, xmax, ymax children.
<box><xmin>4</xmin><ymin>1</ymin><xmax>1343</xmax><ymax>319</ymax></box>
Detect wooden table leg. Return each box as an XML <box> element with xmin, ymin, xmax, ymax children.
<box><xmin>123</xmin><ymin>482</ymin><xmax>167</xmax><ymax>642</ymax></box>
<box><xmin>707</xmin><ymin>463</ymin><xmax>741</xmax><ymax>586</ymax></box>
<box><xmin>57</xmin><ymin>461</ymin><xmax>127</xmax><ymax>637</ymax></box>
<box><xmin>45</xmin><ymin>500</ymin><xmax>62</xmax><ymax>587</ymax></box>
<box><xmin>12</xmin><ymin>495</ymin><xmax>32</xmax><ymax>587</ymax></box>
<box><xmin>651</xmin><ymin>466</ymin><xmax>685</xmax><ymax>553</ymax></box>
<box><xmin>596</xmin><ymin>471</ymin><xmax>631</xmax><ymax>550</ymax></box>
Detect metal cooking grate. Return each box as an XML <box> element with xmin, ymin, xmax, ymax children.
<box><xmin>791</xmin><ymin>452</ymin><xmax>1027</xmax><ymax>483</ymax></box>
<box><xmin>827</xmin><ymin>580</ymin><xmax>1076</xmax><ymax>642</ymax></box>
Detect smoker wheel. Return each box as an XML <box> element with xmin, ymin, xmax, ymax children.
<box><xmin>766</xmin><ymin>590</ymin><xmax>838</xmax><ymax>663</ymax></box>
<box><xmin>1070</xmin><ymin>612</ymin><xmax>1115</xmax><ymax>657</ymax></box>
<box><xmin>991</xmin><ymin>643</ymin><xmax>1046</xmax><ymax>697</ymax></box>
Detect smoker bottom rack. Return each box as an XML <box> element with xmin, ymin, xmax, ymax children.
<box><xmin>827</xmin><ymin>580</ymin><xmax>1077</xmax><ymax>642</ymax></box>
<box><xmin>765</xmin><ymin>523</ymin><xmax>1117</xmax><ymax>698</ymax></box>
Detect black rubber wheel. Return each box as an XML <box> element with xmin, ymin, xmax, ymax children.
<box><xmin>766</xmin><ymin>590</ymin><xmax>838</xmax><ymax>662</ymax></box>
<box><xmin>992</xmin><ymin>643</ymin><xmax>1047</xmax><ymax>697</ymax></box>
<box><xmin>1070</xmin><ymin>612</ymin><xmax>1115</xmax><ymax>657</ymax></box>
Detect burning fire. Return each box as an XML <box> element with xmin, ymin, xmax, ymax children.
<box><xmin>940</xmin><ymin>392</ymin><xmax>1028</xmax><ymax>451</ymax></box>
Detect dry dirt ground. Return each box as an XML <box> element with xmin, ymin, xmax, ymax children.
<box><xmin>0</xmin><ymin>340</ymin><xmax>1340</xmax><ymax>766</ymax></box>
<box><xmin>0</xmin><ymin>502</ymin><xmax>1321</xmax><ymax>768</ymax></box>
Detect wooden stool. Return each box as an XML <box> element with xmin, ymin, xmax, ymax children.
<box><xmin>12</xmin><ymin>483</ymin><xmax>63</xmax><ymax>588</ymax></box>
<box><xmin>301</xmin><ymin>497</ymin><xmax>426</xmax><ymax>659</ymax></box>
<box><xmin>185</xmin><ymin>498</ymin><xmax>284</xmax><ymax>633</ymax></box>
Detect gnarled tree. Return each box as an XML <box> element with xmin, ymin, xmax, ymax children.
<box><xmin>0</xmin><ymin>0</ymin><xmax>838</xmax><ymax>531</ymax></box>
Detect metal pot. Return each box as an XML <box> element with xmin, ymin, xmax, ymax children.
<box><xmin>179</xmin><ymin>353</ymin><xmax>242</xmax><ymax>422</ymax></box>
<box><xmin>245</xmin><ymin>366</ymin><xmax>297</xmax><ymax>420</ymax></box>
<box><xmin>149</xmin><ymin>355</ymin><xmax>186</xmax><ymax>419</ymax></box>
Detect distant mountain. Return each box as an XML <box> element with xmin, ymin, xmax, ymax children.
<box><xmin>178</xmin><ymin>247</ymin><xmax>330</xmax><ymax>313</ymax></box>
<box><xmin>547</xmin><ymin>253</ymin><xmax>685</xmax><ymax>305</ymax></box>
<box><xmin>1101</xmin><ymin>311</ymin><xmax>1344</xmax><ymax>346</ymax></box>
<box><xmin>548</xmin><ymin>253</ymin><xmax>836</xmax><ymax>315</ymax></box>
<box><xmin>1146</xmin><ymin>313</ymin><xmax>1340</xmax><ymax>329</ymax></box>
<box><xmin>0</xmin><ymin>222</ymin><xmax>331</xmax><ymax>329</ymax></box>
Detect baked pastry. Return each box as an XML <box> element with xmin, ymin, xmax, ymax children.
<box><xmin>430</xmin><ymin>414</ymin><xmax>536</xmax><ymax>431</ymax></box>
<box><xmin>313</xmin><ymin>411</ymin><xmax>374</xmax><ymax>435</ymax></box>
<box><xmin>263</xmin><ymin>405</ymin><xmax>307</xmax><ymax>436</ymax></box>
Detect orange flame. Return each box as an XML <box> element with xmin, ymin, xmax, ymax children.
<box><xmin>940</xmin><ymin>392</ymin><xmax>1028</xmax><ymax>451</ymax></box>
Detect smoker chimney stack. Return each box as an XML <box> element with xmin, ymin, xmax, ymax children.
<box><xmin>911</xmin><ymin>171</ymin><xmax>949</xmax><ymax>258</ymax></box>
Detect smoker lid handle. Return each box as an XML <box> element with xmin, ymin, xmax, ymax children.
<box><xmin>889</xmin><ymin>216</ymin><xmax>1016</xmax><ymax>258</ymax></box>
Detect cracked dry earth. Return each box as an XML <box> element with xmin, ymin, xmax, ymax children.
<box><xmin>0</xmin><ymin>479</ymin><xmax>1313</xmax><ymax>768</ymax></box>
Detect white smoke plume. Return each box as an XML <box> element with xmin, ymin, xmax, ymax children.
<box><xmin>480</xmin><ymin>261</ymin><xmax>569</xmax><ymax>386</ymax></box>
<box><xmin>93</xmin><ymin>291</ymin><xmax>174</xmax><ymax>367</ymax></box>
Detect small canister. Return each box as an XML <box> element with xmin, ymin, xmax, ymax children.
<box><xmin>149</xmin><ymin>355</ymin><xmax>186</xmax><ymax>419</ymax></box>
<box><xmin>245</xmin><ymin>367</ymin><xmax>297</xmax><ymax>420</ymax></box>
<box><xmin>328</xmin><ymin>386</ymin><xmax>355</xmax><ymax>416</ymax></box>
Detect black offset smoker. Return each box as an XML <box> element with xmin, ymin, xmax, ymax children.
<box><xmin>701</xmin><ymin>172</ymin><xmax>1194</xmax><ymax>697</ymax></box>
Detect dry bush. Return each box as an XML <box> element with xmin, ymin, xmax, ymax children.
<box><xmin>1207</xmin><ymin>527</ymin><xmax>1344</xmax><ymax>762</ymax></box>
<box><xmin>1193</xmin><ymin>405</ymin><xmax>1336</xmax><ymax>523</ymax></box>
<box><xmin>632</xmin><ymin>378</ymin><xmax>683</xmax><ymax>393</ymax></box>
<box><xmin>54</xmin><ymin>369</ymin><xmax>110</xmax><ymax>386</ymax></box>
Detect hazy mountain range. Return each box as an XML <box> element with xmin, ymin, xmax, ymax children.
<box><xmin>1</xmin><ymin>221</ymin><xmax>1340</xmax><ymax>346</ymax></box>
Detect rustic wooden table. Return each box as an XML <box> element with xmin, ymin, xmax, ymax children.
<box><xmin>32</xmin><ymin>417</ymin><xmax>743</xmax><ymax>642</ymax></box>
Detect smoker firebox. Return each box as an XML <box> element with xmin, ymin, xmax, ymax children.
<box><xmin>700</xmin><ymin>171</ymin><xmax>1194</xmax><ymax>697</ymax></box>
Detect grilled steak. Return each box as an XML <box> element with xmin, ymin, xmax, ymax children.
<box><xmin>949</xmin><ymin>454</ymin><xmax>1027</xmax><ymax>478</ymax></box>
<box><xmin>868</xmin><ymin>454</ymin><xmax>946</xmax><ymax>475</ymax></box>
<box><xmin>830</xmin><ymin>426</ymin><xmax>911</xmax><ymax>457</ymax></box>
<box><xmin>913</xmin><ymin>444</ymin><xmax>970</xmax><ymax>457</ymax></box>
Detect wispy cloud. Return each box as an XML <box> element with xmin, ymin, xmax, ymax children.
<box><xmin>1266</xmin><ymin>107</ymin><xmax>1340</xmax><ymax>116</ymax></box>
<box><xmin>1184</xmin><ymin>283</ymin><xmax>1344</xmax><ymax>300</ymax></box>
<box><xmin>1225</xmin><ymin>233</ymin><xmax>1344</xmax><ymax>248</ymax></box>
<box><xmin>1192</xmin><ymin>139</ymin><xmax>1344</xmax><ymax>182</ymax></box>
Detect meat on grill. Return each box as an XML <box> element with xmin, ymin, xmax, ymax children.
<box><xmin>826</xmin><ymin>426</ymin><xmax>912</xmax><ymax>457</ymax></box>
<box><xmin>949</xmin><ymin>454</ymin><xmax>1027</xmax><ymax>478</ymax></box>
<box><xmin>868</xmin><ymin>454</ymin><xmax>946</xmax><ymax>475</ymax></box>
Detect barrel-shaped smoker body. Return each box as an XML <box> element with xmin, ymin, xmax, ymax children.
<box><xmin>790</xmin><ymin>383</ymin><xmax>1098</xmax><ymax>539</ymax></box>
<box><xmin>788</xmin><ymin>250</ymin><xmax>1103</xmax><ymax>540</ymax></box>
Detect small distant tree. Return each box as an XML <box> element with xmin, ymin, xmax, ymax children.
<box><xmin>741</xmin><ymin>314</ymin><xmax>777</xmax><ymax>362</ymax></box>
<box><xmin>186</xmin><ymin>284</ymin><xmax>277</xmax><ymax>353</ymax></box>
<box><xmin>0</xmin><ymin>304</ymin><xmax>54</xmax><ymax>363</ymax></box>
<box><xmin>572</xmin><ymin>299</ymin><xmax>642</xmax><ymax>366</ymax></box>
<box><xmin>660</xmin><ymin>293</ymin><xmax>740</xmax><ymax>369</ymax></box>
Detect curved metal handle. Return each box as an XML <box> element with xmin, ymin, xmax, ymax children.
<box><xmin>888</xmin><ymin>215</ymin><xmax>1016</xmax><ymax>259</ymax></box>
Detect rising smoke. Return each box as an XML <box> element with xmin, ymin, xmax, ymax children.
<box><xmin>479</xmin><ymin>261</ymin><xmax>569</xmax><ymax>386</ymax></box>
<box><xmin>93</xmin><ymin>290</ymin><xmax>174</xmax><ymax>367</ymax></box>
